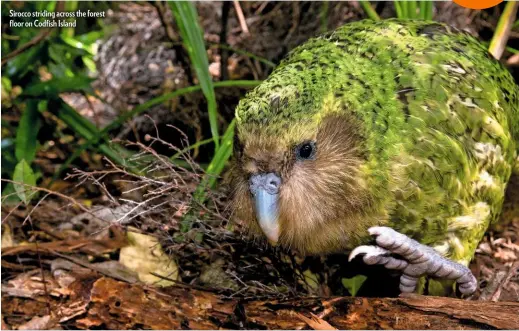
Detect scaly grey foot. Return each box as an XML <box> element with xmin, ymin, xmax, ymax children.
<box><xmin>349</xmin><ymin>226</ymin><xmax>477</xmax><ymax>295</ymax></box>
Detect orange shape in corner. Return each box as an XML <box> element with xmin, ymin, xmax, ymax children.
<box><xmin>453</xmin><ymin>0</ymin><xmax>504</xmax><ymax>10</ymax></box>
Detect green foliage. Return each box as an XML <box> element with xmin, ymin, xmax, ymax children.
<box><xmin>360</xmin><ymin>2</ymin><xmax>381</xmax><ymax>21</ymax></box>
<box><xmin>169</xmin><ymin>1</ymin><xmax>219</xmax><ymax>151</ymax></box>
<box><xmin>168</xmin><ymin>0</ymin><xmax>253</xmax><ymax>209</ymax></box>
<box><xmin>194</xmin><ymin>120</ymin><xmax>235</xmax><ymax>203</ymax></box>
<box><xmin>22</xmin><ymin>75</ymin><xmax>94</xmax><ymax>97</ymax></box>
<box><xmin>394</xmin><ymin>1</ymin><xmax>433</xmax><ymax>20</ymax></box>
<box><xmin>320</xmin><ymin>2</ymin><xmax>330</xmax><ymax>32</ymax></box>
<box><xmin>13</xmin><ymin>160</ymin><xmax>36</xmax><ymax>204</ymax></box>
<box><xmin>4</xmin><ymin>44</ymin><xmax>45</xmax><ymax>79</ymax></box>
<box><xmin>2</xmin><ymin>0</ymin><xmax>514</xmax><ymax>211</ymax></box>
<box><xmin>341</xmin><ymin>275</ymin><xmax>367</xmax><ymax>297</ymax></box>
<box><xmin>1</xmin><ymin>1</ymin><xmax>104</xmax><ymax>199</ymax></box>
<box><xmin>1</xmin><ymin>0</ymin><xmax>267</xmax><ymax>205</ymax></box>
<box><xmin>15</xmin><ymin>100</ymin><xmax>41</xmax><ymax>164</ymax></box>
<box><xmin>360</xmin><ymin>1</ymin><xmax>433</xmax><ymax>22</ymax></box>
<box><xmin>54</xmin><ymin>99</ymin><xmax>133</xmax><ymax>169</ymax></box>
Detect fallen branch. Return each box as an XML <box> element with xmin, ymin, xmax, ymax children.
<box><xmin>2</xmin><ymin>276</ymin><xmax>518</xmax><ymax>330</ymax></box>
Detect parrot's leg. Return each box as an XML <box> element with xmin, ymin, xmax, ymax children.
<box><xmin>349</xmin><ymin>226</ymin><xmax>477</xmax><ymax>295</ymax></box>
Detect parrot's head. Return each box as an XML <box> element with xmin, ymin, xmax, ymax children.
<box><xmin>230</xmin><ymin>61</ymin><xmax>373</xmax><ymax>255</ymax></box>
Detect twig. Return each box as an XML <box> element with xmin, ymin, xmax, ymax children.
<box><xmin>490</xmin><ymin>261</ymin><xmax>519</xmax><ymax>302</ymax></box>
<box><xmin>1</xmin><ymin>28</ymin><xmax>53</xmax><ymax>66</ymax></box>
<box><xmin>284</xmin><ymin>2</ymin><xmax>300</xmax><ymax>44</ymax></box>
<box><xmin>233</xmin><ymin>0</ymin><xmax>250</xmax><ymax>35</ymax></box>
<box><xmin>35</xmin><ymin>244</ymin><xmax>52</xmax><ymax>315</ymax></box>
<box><xmin>153</xmin><ymin>1</ymin><xmax>177</xmax><ymax>42</ymax></box>
<box><xmin>22</xmin><ymin>193</ymin><xmax>51</xmax><ymax>225</ymax></box>
<box><xmin>50</xmin><ymin>251</ymin><xmax>136</xmax><ymax>284</ymax></box>
<box><xmin>1</xmin><ymin>178</ymin><xmax>104</xmax><ymax>223</ymax></box>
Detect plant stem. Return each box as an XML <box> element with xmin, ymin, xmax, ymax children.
<box><xmin>489</xmin><ymin>1</ymin><xmax>519</xmax><ymax>60</ymax></box>
<box><xmin>360</xmin><ymin>1</ymin><xmax>381</xmax><ymax>21</ymax></box>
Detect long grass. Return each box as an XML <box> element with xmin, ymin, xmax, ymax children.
<box><xmin>489</xmin><ymin>1</ymin><xmax>519</xmax><ymax>59</ymax></box>
<box><xmin>361</xmin><ymin>1</ymin><xmax>433</xmax><ymax>21</ymax></box>
<box><xmin>359</xmin><ymin>1</ymin><xmax>381</xmax><ymax>21</ymax></box>
<box><xmin>394</xmin><ymin>1</ymin><xmax>433</xmax><ymax>20</ymax></box>
<box><xmin>320</xmin><ymin>2</ymin><xmax>330</xmax><ymax>32</ymax></box>
<box><xmin>169</xmin><ymin>1</ymin><xmax>219</xmax><ymax>151</ymax></box>
<box><xmin>168</xmin><ymin>0</ymin><xmax>262</xmax><ymax>207</ymax></box>
<box><xmin>193</xmin><ymin>120</ymin><xmax>236</xmax><ymax>203</ymax></box>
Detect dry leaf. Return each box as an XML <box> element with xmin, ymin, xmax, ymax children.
<box><xmin>1</xmin><ymin>224</ymin><xmax>15</xmax><ymax>248</ymax></box>
<box><xmin>119</xmin><ymin>228</ymin><xmax>179</xmax><ymax>286</ymax></box>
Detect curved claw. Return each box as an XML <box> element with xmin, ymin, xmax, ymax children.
<box><xmin>348</xmin><ymin>245</ymin><xmax>389</xmax><ymax>262</ymax></box>
<box><xmin>349</xmin><ymin>245</ymin><xmax>409</xmax><ymax>270</ymax></box>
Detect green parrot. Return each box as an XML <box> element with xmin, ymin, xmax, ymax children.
<box><xmin>229</xmin><ymin>19</ymin><xmax>519</xmax><ymax>295</ymax></box>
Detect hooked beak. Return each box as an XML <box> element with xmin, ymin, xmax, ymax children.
<box><xmin>249</xmin><ymin>173</ymin><xmax>282</xmax><ymax>244</ymax></box>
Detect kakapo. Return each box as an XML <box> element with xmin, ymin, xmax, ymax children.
<box><xmin>229</xmin><ymin>19</ymin><xmax>519</xmax><ymax>295</ymax></box>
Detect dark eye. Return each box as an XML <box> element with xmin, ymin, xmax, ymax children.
<box><xmin>296</xmin><ymin>141</ymin><xmax>316</xmax><ymax>161</ymax></box>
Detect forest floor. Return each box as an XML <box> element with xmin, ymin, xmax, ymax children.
<box><xmin>2</xmin><ymin>2</ymin><xmax>519</xmax><ymax>329</ymax></box>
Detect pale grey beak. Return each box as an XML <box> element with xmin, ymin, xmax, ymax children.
<box><xmin>249</xmin><ymin>173</ymin><xmax>281</xmax><ymax>244</ymax></box>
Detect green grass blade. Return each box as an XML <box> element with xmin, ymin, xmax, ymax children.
<box><xmin>506</xmin><ymin>45</ymin><xmax>519</xmax><ymax>54</ymax></box>
<box><xmin>194</xmin><ymin>119</ymin><xmax>235</xmax><ymax>204</ymax></box>
<box><xmin>489</xmin><ymin>1</ymin><xmax>519</xmax><ymax>59</ymax></box>
<box><xmin>13</xmin><ymin>159</ymin><xmax>37</xmax><ymax>204</ymax></box>
<box><xmin>400</xmin><ymin>1</ymin><xmax>408</xmax><ymax>18</ymax></box>
<box><xmin>165</xmin><ymin>41</ymin><xmax>277</xmax><ymax>68</ymax></box>
<box><xmin>394</xmin><ymin>1</ymin><xmax>403</xmax><ymax>19</ymax></box>
<box><xmin>54</xmin><ymin>99</ymin><xmax>134</xmax><ymax>171</ymax></box>
<box><xmin>169</xmin><ymin>1</ymin><xmax>219</xmax><ymax>151</ymax></box>
<box><xmin>15</xmin><ymin>99</ymin><xmax>41</xmax><ymax>164</ymax></box>
<box><xmin>320</xmin><ymin>1</ymin><xmax>330</xmax><ymax>32</ymax></box>
<box><xmin>22</xmin><ymin>75</ymin><xmax>94</xmax><ymax>97</ymax></box>
<box><xmin>408</xmin><ymin>1</ymin><xmax>417</xmax><ymax>19</ymax></box>
<box><xmin>424</xmin><ymin>1</ymin><xmax>433</xmax><ymax>20</ymax></box>
<box><xmin>360</xmin><ymin>1</ymin><xmax>381</xmax><ymax>21</ymax></box>
<box><xmin>419</xmin><ymin>1</ymin><xmax>426</xmax><ymax>19</ymax></box>
<box><xmin>170</xmin><ymin>137</ymin><xmax>215</xmax><ymax>160</ymax></box>
<box><xmin>62</xmin><ymin>1</ymin><xmax>78</xmax><ymax>37</ymax></box>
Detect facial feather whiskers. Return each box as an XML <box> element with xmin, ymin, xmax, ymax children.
<box><xmin>231</xmin><ymin>114</ymin><xmax>373</xmax><ymax>255</ymax></box>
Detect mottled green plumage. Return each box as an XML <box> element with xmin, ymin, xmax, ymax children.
<box><xmin>234</xmin><ymin>19</ymin><xmax>518</xmax><ymax>292</ymax></box>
